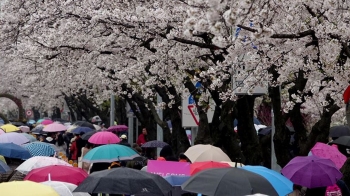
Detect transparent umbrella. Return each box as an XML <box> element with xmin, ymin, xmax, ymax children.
<box><xmin>41</xmin><ymin>181</ymin><xmax>90</xmax><ymax>196</ymax></box>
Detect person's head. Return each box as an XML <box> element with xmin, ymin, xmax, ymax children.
<box><xmin>142</xmin><ymin>128</ymin><xmax>147</xmax><ymax>135</ymax></box>
<box><xmin>57</xmin><ymin>133</ymin><xmax>64</xmax><ymax>146</ymax></box>
<box><xmin>75</xmin><ymin>134</ymin><xmax>80</xmax><ymax>138</ymax></box>
<box><xmin>85</xmin><ymin>142</ymin><xmax>93</xmax><ymax>149</ymax></box>
<box><xmin>120</xmin><ymin>134</ymin><xmax>127</xmax><ymax>141</ymax></box>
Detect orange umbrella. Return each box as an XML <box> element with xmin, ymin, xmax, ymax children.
<box><xmin>190</xmin><ymin>161</ymin><xmax>230</xmax><ymax>175</ymax></box>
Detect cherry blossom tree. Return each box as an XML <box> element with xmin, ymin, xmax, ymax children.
<box><xmin>1</xmin><ymin>0</ymin><xmax>350</xmax><ymax>165</ymax></box>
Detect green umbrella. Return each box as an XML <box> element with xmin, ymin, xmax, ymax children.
<box><xmin>82</xmin><ymin>144</ymin><xmax>139</xmax><ymax>163</ymax></box>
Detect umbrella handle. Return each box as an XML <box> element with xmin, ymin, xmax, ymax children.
<box><xmin>48</xmin><ymin>173</ymin><xmax>51</xmax><ymax>181</ymax></box>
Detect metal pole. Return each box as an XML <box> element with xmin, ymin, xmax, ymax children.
<box><xmin>126</xmin><ymin>103</ymin><xmax>134</xmax><ymax>144</ymax></box>
<box><xmin>110</xmin><ymin>95</ymin><xmax>115</xmax><ymax>127</ymax></box>
<box><xmin>157</xmin><ymin>94</ymin><xmax>163</xmax><ymax>156</ymax></box>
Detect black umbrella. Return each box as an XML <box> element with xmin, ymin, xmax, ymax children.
<box><xmin>181</xmin><ymin>167</ymin><xmax>278</xmax><ymax>196</ymax></box>
<box><xmin>53</xmin><ymin>118</ymin><xmax>69</xmax><ymax>123</ymax></box>
<box><xmin>330</xmin><ymin>136</ymin><xmax>350</xmax><ymax>147</ymax></box>
<box><xmin>11</xmin><ymin>122</ymin><xmax>25</xmax><ymax>127</ymax></box>
<box><xmin>141</xmin><ymin>140</ymin><xmax>169</xmax><ymax>148</ymax></box>
<box><xmin>81</xmin><ymin>130</ymin><xmax>97</xmax><ymax>140</ymax></box>
<box><xmin>73</xmin><ymin>121</ymin><xmax>95</xmax><ymax>130</ymax></box>
<box><xmin>31</xmin><ymin>125</ymin><xmax>45</xmax><ymax>135</ymax></box>
<box><xmin>330</xmin><ymin>125</ymin><xmax>350</xmax><ymax>138</ymax></box>
<box><xmin>74</xmin><ymin>167</ymin><xmax>173</xmax><ymax>195</ymax></box>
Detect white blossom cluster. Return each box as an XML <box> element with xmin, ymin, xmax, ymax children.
<box><xmin>0</xmin><ymin>0</ymin><xmax>348</xmax><ymax>124</ymax></box>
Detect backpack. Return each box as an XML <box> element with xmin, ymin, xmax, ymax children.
<box><xmin>325</xmin><ymin>184</ymin><xmax>342</xmax><ymax>196</ymax></box>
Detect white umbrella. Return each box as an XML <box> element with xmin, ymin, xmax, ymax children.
<box><xmin>184</xmin><ymin>144</ymin><xmax>231</xmax><ymax>163</ymax></box>
<box><xmin>43</xmin><ymin>123</ymin><xmax>67</xmax><ymax>132</ymax></box>
<box><xmin>0</xmin><ymin>132</ymin><xmax>29</xmax><ymax>145</ymax></box>
<box><xmin>41</xmin><ymin>181</ymin><xmax>90</xmax><ymax>196</ymax></box>
<box><xmin>16</xmin><ymin>156</ymin><xmax>72</xmax><ymax>174</ymax></box>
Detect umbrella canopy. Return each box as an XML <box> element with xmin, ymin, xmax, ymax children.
<box><xmin>27</xmin><ymin>120</ymin><xmax>36</xmax><ymax>124</ymax></box>
<box><xmin>281</xmin><ymin>155</ymin><xmax>343</xmax><ymax>188</ymax></box>
<box><xmin>24</xmin><ymin>165</ymin><xmax>88</xmax><ymax>185</ymax></box>
<box><xmin>0</xmin><ymin>181</ymin><xmax>59</xmax><ymax>196</ymax></box>
<box><xmin>43</xmin><ymin>123</ymin><xmax>67</xmax><ymax>132</ymax></box>
<box><xmin>190</xmin><ymin>161</ymin><xmax>230</xmax><ymax>175</ymax></box>
<box><xmin>11</xmin><ymin>121</ymin><xmax>25</xmax><ymax>126</ymax></box>
<box><xmin>22</xmin><ymin>142</ymin><xmax>56</xmax><ymax>157</ymax></box>
<box><xmin>32</xmin><ymin>125</ymin><xmax>45</xmax><ymax>135</ymax></box>
<box><xmin>220</xmin><ymin>161</ymin><xmax>245</xmax><ymax>167</ymax></box>
<box><xmin>331</xmin><ymin>136</ymin><xmax>350</xmax><ymax>147</ymax></box>
<box><xmin>0</xmin><ymin>124</ymin><xmax>20</xmax><ymax>133</ymax></box>
<box><xmin>106</xmin><ymin>125</ymin><xmax>128</xmax><ymax>132</ymax></box>
<box><xmin>19</xmin><ymin>125</ymin><xmax>30</xmax><ymax>133</ymax></box>
<box><xmin>164</xmin><ymin>175</ymin><xmax>191</xmax><ymax>186</ymax></box>
<box><xmin>16</xmin><ymin>156</ymin><xmax>72</xmax><ymax>175</ymax></box>
<box><xmin>73</xmin><ymin>121</ymin><xmax>95</xmax><ymax>130</ymax></box>
<box><xmin>242</xmin><ymin>166</ymin><xmax>293</xmax><ymax>196</ymax></box>
<box><xmin>184</xmin><ymin>144</ymin><xmax>231</xmax><ymax>163</ymax></box>
<box><xmin>0</xmin><ymin>159</ymin><xmax>10</xmax><ymax>173</ymax></box>
<box><xmin>74</xmin><ymin>167</ymin><xmax>173</xmax><ymax>195</ymax></box>
<box><xmin>0</xmin><ymin>128</ymin><xmax>5</xmax><ymax>134</ymax></box>
<box><xmin>41</xmin><ymin>181</ymin><xmax>90</xmax><ymax>196</ymax></box>
<box><xmin>181</xmin><ymin>167</ymin><xmax>278</xmax><ymax>196</ymax></box>
<box><xmin>258</xmin><ymin>127</ymin><xmax>272</xmax><ymax>136</ymax></box>
<box><xmin>81</xmin><ymin>130</ymin><xmax>97</xmax><ymax>140</ymax></box>
<box><xmin>82</xmin><ymin>144</ymin><xmax>140</xmax><ymax>163</ymax></box>
<box><xmin>310</xmin><ymin>142</ymin><xmax>346</xmax><ymax>169</ymax></box>
<box><xmin>72</xmin><ymin>127</ymin><xmax>94</xmax><ymax>134</ymax></box>
<box><xmin>142</xmin><ymin>140</ymin><xmax>169</xmax><ymax>148</ymax></box>
<box><xmin>330</xmin><ymin>125</ymin><xmax>350</xmax><ymax>138</ymax></box>
<box><xmin>41</xmin><ymin>119</ymin><xmax>54</xmax><ymax>125</ymax></box>
<box><xmin>36</xmin><ymin>119</ymin><xmax>45</xmax><ymax>124</ymax></box>
<box><xmin>0</xmin><ymin>142</ymin><xmax>31</xmax><ymax>159</ymax></box>
<box><xmin>88</xmin><ymin>131</ymin><xmax>120</xmax><ymax>145</ymax></box>
<box><xmin>20</xmin><ymin>133</ymin><xmax>37</xmax><ymax>142</ymax></box>
<box><xmin>0</xmin><ymin>132</ymin><xmax>29</xmax><ymax>145</ymax></box>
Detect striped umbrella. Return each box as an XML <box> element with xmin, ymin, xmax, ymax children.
<box><xmin>22</xmin><ymin>142</ymin><xmax>56</xmax><ymax>157</ymax></box>
<box><xmin>141</xmin><ymin>140</ymin><xmax>169</xmax><ymax>148</ymax></box>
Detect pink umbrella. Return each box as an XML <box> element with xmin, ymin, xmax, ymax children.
<box><xmin>19</xmin><ymin>126</ymin><xmax>30</xmax><ymax>133</ymax></box>
<box><xmin>41</xmin><ymin>120</ymin><xmax>53</xmax><ymax>125</ymax></box>
<box><xmin>0</xmin><ymin>132</ymin><xmax>29</xmax><ymax>145</ymax></box>
<box><xmin>106</xmin><ymin>125</ymin><xmax>128</xmax><ymax>132</ymax></box>
<box><xmin>24</xmin><ymin>165</ymin><xmax>88</xmax><ymax>185</ymax></box>
<box><xmin>0</xmin><ymin>129</ymin><xmax>5</xmax><ymax>135</ymax></box>
<box><xmin>43</xmin><ymin>123</ymin><xmax>67</xmax><ymax>132</ymax></box>
<box><xmin>88</xmin><ymin>131</ymin><xmax>120</xmax><ymax>144</ymax></box>
<box><xmin>310</xmin><ymin>142</ymin><xmax>346</xmax><ymax>169</ymax></box>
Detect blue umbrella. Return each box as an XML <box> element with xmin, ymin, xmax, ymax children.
<box><xmin>242</xmin><ymin>166</ymin><xmax>293</xmax><ymax>196</ymax></box>
<box><xmin>164</xmin><ymin>175</ymin><xmax>191</xmax><ymax>186</ymax></box>
<box><xmin>0</xmin><ymin>143</ymin><xmax>31</xmax><ymax>160</ymax></box>
<box><xmin>0</xmin><ymin>159</ymin><xmax>10</xmax><ymax>173</ymax></box>
<box><xmin>82</xmin><ymin>144</ymin><xmax>140</xmax><ymax>163</ymax></box>
<box><xmin>27</xmin><ymin>120</ymin><xmax>36</xmax><ymax>125</ymax></box>
<box><xmin>31</xmin><ymin>125</ymin><xmax>45</xmax><ymax>135</ymax></box>
<box><xmin>72</xmin><ymin>126</ymin><xmax>94</xmax><ymax>134</ymax></box>
<box><xmin>22</xmin><ymin>142</ymin><xmax>55</xmax><ymax>157</ymax></box>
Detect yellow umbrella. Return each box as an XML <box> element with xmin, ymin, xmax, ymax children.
<box><xmin>0</xmin><ymin>155</ymin><xmax>6</xmax><ymax>164</ymax></box>
<box><xmin>0</xmin><ymin>181</ymin><xmax>59</xmax><ymax>196</ymax></box>
<box><xmin>0</xmin><ymin>124</ymin><xmax>20</xmax><ymax>133</ymax></box>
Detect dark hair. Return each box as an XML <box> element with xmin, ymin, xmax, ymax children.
<box><xmin>179</xmin><ymin>153</ymin><xmax>188</xmax><ymax>160</ymax></box>
<box><xmin>85</xmin><ymin>142</ymin><xmax>93</xmax><ymax>148</ymax></box>
<box><xmin>57</xmin><ymin>134</ymin><xmax>64</xmax><ymax>146</ymax></box>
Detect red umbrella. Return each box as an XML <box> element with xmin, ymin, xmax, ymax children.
<box><xmin>344</xmin><ymin>85</ymin><xmax>350</xmax><ymax>104</ymax></box>
<box><xmin>24</xmin><ymin>165</ymin><xmax>88</xmax><ymax>185</ymax></box>
<box><xmin>190</xmin><ymin>161</ymin><xmax>230</xmax><ymax>175</ymax></box>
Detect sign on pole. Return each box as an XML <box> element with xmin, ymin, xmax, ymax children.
<box><xmin>26</xmin><ymin>110</ymin><xmax>33</xmax><ymax>117</ymax></box>
<box><xmin>182</xmin><ymin>82</ymin><xmax>215</xmax><ymax>127</ymax></box>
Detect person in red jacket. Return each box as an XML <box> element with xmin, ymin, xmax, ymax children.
<box><xmin>70</xmin><ymin>138</ymin><xmax>78</xmax><ymax>162</ymax></box>
<box><xmin>136</xmin><ymin>128</ymin><xmax>148</xmax><ymax>146</ymax></box>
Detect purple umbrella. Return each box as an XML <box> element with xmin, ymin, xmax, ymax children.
<box><xmin>106</xmin><ymin>125</ymin><xmax>128</xmax><ymax>132</ymax></box>
<box><xmin>281</xmin><ymin>155</ymin><xmax>342</xmax><ymax>188</ymax></box>
<box><xmin>0</xmin><ymin>132</ymin><xmax>29</xmax><ymax>145</ymax></box>
<box><xmin>141</xmin><ymin>140</ymin><xmax>169</xmax><ymax>148</ymax></box>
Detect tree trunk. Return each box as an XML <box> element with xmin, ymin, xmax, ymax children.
<box><xmin>346</xmin><ymin>103</ymin><xmax>350</xmax><ymax>127</ymax></box>
<box><xmin>213</xmin><ymin>101</ymin><xmax>244</xmax><ymax>163</ymax></box>
<box><xmin>270</xmin><ymin>86</ymin><xmax>291</xmax><ymax>168</ymax></box>
<box><xmin>115</xmin><ymin>98</ymin><xmax>127</xmax><ymax>125</ymax></box>
<box><xmin>32</xmin><ymin>107</ymin><xmax>40</xmax><ymax>121</ymax></box>
<box><xmin>236</xmin><ymin>96</ymin><xmax>263</xmax><ymax>165</ymax></box>
<box><xmin>0</xmin><ymin>113</ymin><xmax>9</xmax><ymax>124</ymax></box>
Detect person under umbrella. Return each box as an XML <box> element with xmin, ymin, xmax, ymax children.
<box><xmin>119</xmin><ymin>134</ymin><xmax>131</xmax><ymax>147</ymax></box>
